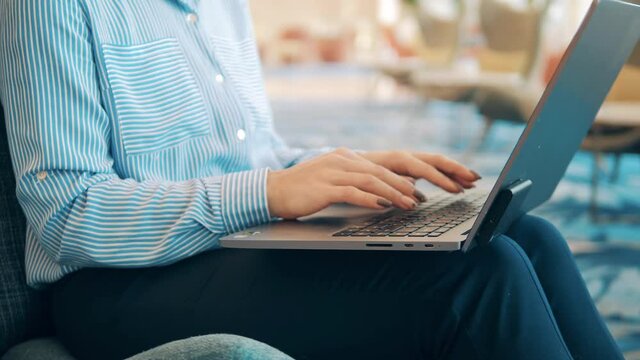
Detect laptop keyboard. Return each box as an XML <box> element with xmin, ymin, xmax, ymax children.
<box><xmin>332</xmin><ymin>192</ymin><xmax>487</xmax><ymax>238</ymax></box>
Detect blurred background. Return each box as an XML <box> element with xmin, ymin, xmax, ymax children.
<box><xmin>249</xmin><ymin>0</ymin><xmax>639</xmax><ymax>357</ymax></box>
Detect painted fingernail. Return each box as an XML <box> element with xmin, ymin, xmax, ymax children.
<box><xmin>471</xmin><ymin>170</ymin><xmax>482</xmax><ymax>180</ymax></box>
<box><xmin>401</xmin><ymin>196</ymin><xmax>417</xmax><ymax>209</ymax></box>
<box><xmin>413</xmin><ymin>189</ymin><xmax>427</xmax><ymax>203</ymax></box>
<box><xmin>457</xmin><ymin>184</ymin><xmax>465</xmax><ymax>193</ymax></box>
<box><xmin>377</xmin><ymin>198</ymin><xmax>393</xmax><ymax>208</ymax></box>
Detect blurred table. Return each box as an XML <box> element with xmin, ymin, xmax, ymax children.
<box><xmin>596</xmin><ymin>103</ymin><xmax>640</xmax><ymax>127</ymax></box>
<box><xmin>410</xmin><ymin>69</ymin><xmax>524</xmax><ymax>102</ymax></box>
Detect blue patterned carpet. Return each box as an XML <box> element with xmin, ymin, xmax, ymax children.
<box><xmin>271</xmin><ymin>98</ymin><xmax>640</xmax><ymax>358</ymax></box>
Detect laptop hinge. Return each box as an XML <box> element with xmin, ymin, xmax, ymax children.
<box><xmin>474</xmin><ymin>179</ymin><xmax>533</xmax><ymax>247</ymax></box>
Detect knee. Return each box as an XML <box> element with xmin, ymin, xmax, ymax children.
<box><xmin>507</xmin><ymin>215</ymin><xmax>570</xmax><ymax>258</ymax></box>
<box><xmin>511</xmin><ymin>215</ymin><xmax>560</xmax><ymax>237</ymax></box>
<box><xmin>470</xmin><ymin>236</ymin><xmax>534</xmax><ymax>286</ymax></box>
<box><xmin>455</xmin><ymin>237</ymin><xmax>556</xmax><ymax>323</ymax></box>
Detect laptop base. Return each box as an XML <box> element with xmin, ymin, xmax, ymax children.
<box><xmin>465</xmin><ymin>179</ymin><xmax>533</xmax><ymax>251</ymax></box>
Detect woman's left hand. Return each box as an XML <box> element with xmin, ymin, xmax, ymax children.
<box><xmin>360</xmin><ymin>150</ymin><xmax>481</xmax><ymax>194</ymax></box>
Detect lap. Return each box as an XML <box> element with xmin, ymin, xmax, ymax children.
<box><xmin>52</xmin><ymin>215</ymin><xmax>565</xmax><ymax>360</ymax></box>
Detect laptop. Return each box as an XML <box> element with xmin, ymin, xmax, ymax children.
<box><xmin>221</xmin><ymin>0</ymin><xmax>640</xmax><ymax>252</ymax></box>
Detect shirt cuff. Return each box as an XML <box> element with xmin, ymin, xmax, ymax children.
<box><xmin>206</xmin><ymin>168</ymin><xmax>272</xmax><ymax>234</ymax></box>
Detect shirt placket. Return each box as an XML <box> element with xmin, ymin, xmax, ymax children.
<box><xmin>174</xmin><ymin>0</ymin><xmax>251</xmax><ymax>146</ymax></box>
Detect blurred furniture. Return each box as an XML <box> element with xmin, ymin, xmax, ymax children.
<box><xmin>444</xmin><ymin>41</ymin><xmax>639</xmax><ymax>220</ymax></box>
<box><xmin>583</xmin><ymin>42</ymin><xmax>640</xmax><ymax>220</ymax></box>
<box><xmin>0</xmin><ymin>103</ymin><xmax>293</xmax><ymax>359</ymax></box>
<box><xmin>476</xmin><ymin>0</ymin><xmax>546</xmax><ymax>76</ymax></box>
<box><xmin>375</xmin><ymin>0</ymin><xmax>464</xmax><ymax>86</ymax></box>
<box><xmin>415</xmin><ymin>0</ymin><xmax>465</xmax><ymax>68</ymax></box>
<box><xmin>468</xmin><ymin>41</ymin><xmax>640</xmax><ymax>220</ymax></box>
<box><xmin>277</xmin><ymin>27</ymin><xmax>314</xmax><ymax>64</ymax></box>
<box><xmin>410</xmin><ymin>0</ymin><xmax>549</xmax><ymax>156</ymax></box>
<box><xmin>409</xmin><ymin>0</ymin><xmax>638</xmax><ymax>219</ymax></box>
<box><xmin>3</xmin><ymin>335</ymin><xmax>293</xmax><ymax>360</ymax></box>
<box><xmin>410</xmin><ymin>0</ymin><xmax>548</xmax><ymax>107</ymax></box>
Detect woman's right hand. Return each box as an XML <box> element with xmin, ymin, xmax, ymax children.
<box><xmin>267</xmin><ymin>148</ymin><xmax>422</xmax><ymax>219</ymax></box>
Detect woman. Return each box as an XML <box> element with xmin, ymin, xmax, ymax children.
<box><xmin>0</xmin><ymin>0</ymin><xmax>623</xmax><ymax>359</ymax></box>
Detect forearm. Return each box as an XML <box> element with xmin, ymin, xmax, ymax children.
<box><xmin>21</xmin><ymin>169</ymin><xmax>271</xmax><ymax>267</ymax></box>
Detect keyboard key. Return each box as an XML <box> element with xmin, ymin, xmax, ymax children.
<box><xmin>366</xmin><ymin>233</ymin><xmax>386</xmax><ymax>237</ymax></box>
<box><xmin>332</xmin><ymin>191</ymin><xmax>487</xmax><ymax>237</ymax></box>
<box><xmin>418</xmin><ymin>226</ymin><xmax>438</xmax><ymax>232</ymax></box>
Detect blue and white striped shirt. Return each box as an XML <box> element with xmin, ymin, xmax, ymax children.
<box><xmin>0</xmin><ymin>0</ymin><xmax>326</xmax><ymax>287</ymax></box>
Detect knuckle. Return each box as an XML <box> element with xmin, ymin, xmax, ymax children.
<box><xmin>441</xmin><ymin>155</ymin><xmax>454</xmax><ymax>166</ymax></box>
<box><xmin>363</xmin><ymin>174</ymin><xmax>378</xmax><ymax>187</ymax></box>
<box><xmin>342</xmin><ymin>186</ymin><xmax>358</xmax><ymax>198</ymax></box>
<box><xmin>326</xmin><ymin>152</ymin><xmax>344</xmax><ymax>163</ymax></box>
<box><xmin>423</xmin><ymin>163</ymin><xmax>436</xmax><ymax>173</ymax></box>
<box><xmin>324</xmin><ymin>170</ymin><xmax>341</xmax><ymax>182</ymax></box>
<box><xmin>373</xmin><ymin>165</ymin><xmax>387</xmax><ymax>177</ymax></box>
<box><xmin>335</xmin><ymin>147</ymin><xmax>351</xmax><ymax>156</ymax></box>
<box><xmin>391</xmin><ymin>193</ymin><xmax>406</xmax><ymax>205</ymax></box>
<box><xmin>397</xmin><ymin>150</ymin><xmax>412</xmax><ymax>159</ymax></box>
<box><xmin>321</xmin><ymin>152</ymin><xmax>334</xmax><ymax>161</ymax></box>
<box><xmin>320</xmin><ymin>151</ymin><xmax>334</xmax><ymax>158</ymax></box>
<box><xmin>400</xmin><ymin>179</ymin><xmax>414</xmax><ymax>192</ymax></box>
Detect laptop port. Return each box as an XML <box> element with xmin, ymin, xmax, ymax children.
<box><xmin>424</xmin><ymin>244</ymin><xmax>434</xmax><ymax>248</ymax></box>
<box><xmin>366</xmin><ymin>243</ymin><xmax>393</xmax><ymax>248</ymax></box>
<box><xmin>404</xmin><ymin>244</ymin><xmax>414</xmax><ymax>248</ymax></box>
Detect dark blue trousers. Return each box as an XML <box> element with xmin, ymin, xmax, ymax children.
<box><xmin>52</xmin><ymin>215</ymin><xmax>623</xmax><ymax>360</ymax></box>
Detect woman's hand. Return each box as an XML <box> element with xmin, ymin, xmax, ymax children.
<box><xmin>360</xmin><ymin>151</ymin><xmax>481</xmax><ymax>193</ymax></box>
<box><xmin>267</xmin><ymin>148</ymin><xmax>481</xmax><ymax>219</ymax></box>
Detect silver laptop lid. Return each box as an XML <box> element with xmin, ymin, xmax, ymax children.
<box><xmin>463</xmin><ymin>0</ymin><xmax>640</xmax><ymax>251</ymax></box>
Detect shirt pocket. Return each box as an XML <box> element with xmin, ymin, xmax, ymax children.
<box><xmin>210</xmin><ymin>36</ymin><xmax>271</xmax><ymax>129</ymax></box>
<box><xmin>102</xmin><ymin>38</ymin><xmax>210</xmax><ymax>156</ymax></box>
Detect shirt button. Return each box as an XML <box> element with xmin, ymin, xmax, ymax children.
<box><xmin>36</xmin><ymin>171</ymin><xmax>48</xmax><ymax>181</ymax></box>
<box><xmin>186</xmin><ymin>13</ymin><xmax>198</xmax><ymax>24</ymax></box>
<box><xmin>236</xmin><ymin>129</ymin><xmax>246</xmax><ymax>141</ymax></box>
<box><xmin>215</xmin><ymin>74</ymin><xmax>225</xmax><ymax>84</ymax></box>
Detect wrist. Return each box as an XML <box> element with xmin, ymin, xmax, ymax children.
<box><xmin>267</xmin><ymin>169</ymin><xmax>284</xmax><ymax>218</ymax></box>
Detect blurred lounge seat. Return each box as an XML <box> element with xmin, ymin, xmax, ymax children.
<box><xmin>455</xmin><ymin>41</ymin><xmax>640</xmax><ymax>220</ymax></box>
<box><xmin>583</xmin><ymin>42</ymin><xmax>640</xmax><ymax>220</ymax></box>
<box><xmin>408</xmin><ymin>0</ymin><xmax>548</xmax><ymax>157</ymax></box>
<box><xmin>407</xmin><ymin>0</ymin><xmax>638</xmax><ymax>218</ymax></box>
<box><xmin>416</xmin><ymin>0</ymin><xmax>463</xmax><ymax>67</ymax></box>
<box><xmin>374</xmin><ymin>1</ymin><xmax>464</xmax><ymax>86</ymax></box>
<box><xmin>408</xmin><ymin>0</ymin><xmax>548</xmax><ymax>104</ymax></box>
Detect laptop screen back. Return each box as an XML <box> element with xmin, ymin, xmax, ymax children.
<box><xmin>464</xmin><ymin>0</ymin><xmax>640</xmax><ymax>250</ymax></box>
